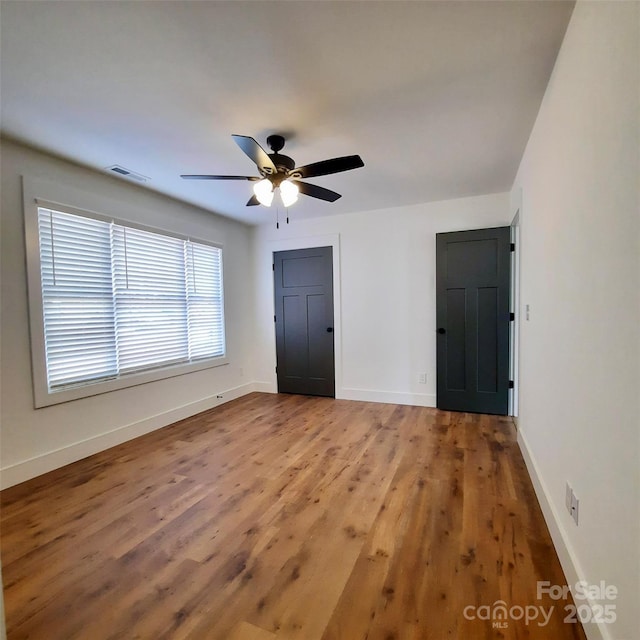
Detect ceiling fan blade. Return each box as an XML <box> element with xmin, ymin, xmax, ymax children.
<box><xmin>232</xmin><ymin>135</ymin><xmax>277</xmax><ymax>174</ymax></box>
<box><xmin>181</xmin><ymin>174</ymin><xmax>259</xmax><ymax>181</ymax></box>
<box><xmin>246</xmin><ymin>195</ymin><xmax>260</xmax><ymax>206</ymax></box>
<box><xmin>292</xmin><ymin>155</ymin><xmax>364</xmax><ymax>179</ymax></box>
<box><xmin>292</xmin><ymin>180</ymin><xmax>342</xmax><ymax>203</ymax></box>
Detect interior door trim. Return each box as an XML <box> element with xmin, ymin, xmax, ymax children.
<box><xmin>509</xmin><ymin>209</ymin><xmax>521</xmax><ymax>420</ymax></box>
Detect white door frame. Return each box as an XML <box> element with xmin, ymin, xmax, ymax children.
<box><xmin>509</xmin><ymin>209</ymin><xmax>521</xmax><ymax>420</ymax></box>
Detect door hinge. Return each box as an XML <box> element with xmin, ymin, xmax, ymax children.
<box><xmin>510</xmin><ymin>242</ymin><xmax>515</xmax><ymax>252</ymax></box>
<box><xmin>510</xmin><ymin>312</ymin><xmax>515</xmax><ymax>321</ymax></box>
<box><xmin>272</xmin><ymin>263</ymin><xmax>275</xmax><ymax>271</ymax></box>
<box><xmin>275</xmin><ymin>366</ymin><xmax>278</xmax><ymax>374</ymax></box>
<box><xmin>274</xmin><ymin>315</ymin><xmax>276</xmax><ymax>323</ymax></box>
<box><xmin>508</xmin><ymin>380</ymin><xmax>514</xmax><ymax>389</ymax></box>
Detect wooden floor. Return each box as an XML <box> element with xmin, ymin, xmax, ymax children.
<box><xmin>1</xmin><ymin>393</ymin><xmax>586</xmax><ymax>640</ymax></box>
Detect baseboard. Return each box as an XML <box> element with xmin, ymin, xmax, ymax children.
<box><xmin>252</xmin><ymin>381</ymin><xmax>277</xmax><ymax>394</ymax></box>
<box><xmin>339</xmin><ymin>387</ymin><xmax>436</xmax><ymax>407</ymax></box>
<box><xmin>237</xmin><ymin>383</ymin><xmax>435</xmax><ymax>410</ymax></box>
<box><xmin>0</xmin><ymin>382</ymin><xmax>257</xmax><ymax>490</ymax></box>
<box><xmin>517</xmin><ymin>428</ymin><xmax>609</xmax><ymax>640</ymax></box>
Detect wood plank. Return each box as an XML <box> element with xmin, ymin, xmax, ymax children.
<box><xmin>228</xmin><ymin>621</ymin><xmax>276</xmax><ymax>640</ymax></box>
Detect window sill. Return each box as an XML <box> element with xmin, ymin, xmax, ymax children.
<box><xmin>34</xmin><ymin>356</ymin><xmax>229</xmax><ymax>408</ymax></box>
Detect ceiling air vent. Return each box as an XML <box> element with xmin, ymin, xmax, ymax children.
<box><xmin>106</xmin><ymin>165</ymin><xmax>150</xmax><ymax>183</ymax></box>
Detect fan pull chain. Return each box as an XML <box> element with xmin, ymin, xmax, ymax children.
<box><xmin>274</xmin><ymin>205</ymin><xmax>290</xmax><ymax>229</ymax></box>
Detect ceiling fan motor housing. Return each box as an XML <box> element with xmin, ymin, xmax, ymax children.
<box><xmin>268</xmin><ymin>153</ymin><xmax>294</xmax><ymax>170</ymax></box>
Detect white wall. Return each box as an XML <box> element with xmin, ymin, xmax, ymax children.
<box><xmin>0</xmin><ymin>139</ymin><xmax>256</xmax><ymax>488</ymax></box>
<box><xmin>252</xmin><ymin>192</ymin><xmax>511</xmax><ymax>405</ymax></box>
<box><xmin>512</xmin><ymin>3</ymin><xmax>639</xmax><ymax>640</ymax></box>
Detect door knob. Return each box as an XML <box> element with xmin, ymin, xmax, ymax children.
<box><xmin>326</xmin><ymin>327</ymin><xmax>333</xmax><ymax>333</ymax></box>
<box><xmin>437</xmin><ymin>328</ymin><xmax>446</xmax><ymax>334</ymax></box>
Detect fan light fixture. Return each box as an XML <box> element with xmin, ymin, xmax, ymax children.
<box><xmin>280</xmin><ymin>179</ymin><xmax>299</xmax><ymax>207</ymax></box>
<box><xmin>253</xmin><ymin>179</ymin><xmax>274</xmax><ymax>206</ymax></box>
<box><xmin>253</xmin><ymin>178</ymin><xmax>299</xmax><ymax>208</ymax></box>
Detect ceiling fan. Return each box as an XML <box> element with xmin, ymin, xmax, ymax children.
<box><xmin>181</xmin><ymin>134</ymin><xmax>364</xmax><ymax>207</ymax></box>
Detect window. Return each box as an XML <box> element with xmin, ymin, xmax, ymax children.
<box><xmin>30</xmin><ymin>204</ymin><xmax>225</xmax><ymax>405</ymax></box>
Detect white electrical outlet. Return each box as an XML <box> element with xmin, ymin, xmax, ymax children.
<box><xmin>571</xmin><ymin>492</ymin><xmax>579</xmax><ymax>526</ymax></box>
<box><xmin>418</xmin><ymin>372</ymin><xmax>427</xmax><ymax>384</ymax></box>
<box><xmin>565</xmin><ymin>483</ymin><xmax>579</xmax><ymax>525</ymax></box>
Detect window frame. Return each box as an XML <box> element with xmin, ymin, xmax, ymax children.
<box><xmin>24</xmin><ymin>178</ymin><xmax>228</xmax><ymax>408</ymax></box>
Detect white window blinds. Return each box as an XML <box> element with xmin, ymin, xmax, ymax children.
<box><xmin>186</xmin><ymin>241</ymin><xmax>225</xmax><ymax>361</ymax></box>
<box><xmin>37</xmin><ymin>207</ymin><xmax>225</xmax><ymax>391</ymax></box>
<box><xmin>112</xmin><ymin>226</ymin><xmax>190</xmax><ymax>373</ymax></box>
<box><xmin>38</xmin><ymin>209</ymin><xmax>118</xmax><ymax>388</ymax></box>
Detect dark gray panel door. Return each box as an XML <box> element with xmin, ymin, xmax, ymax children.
<box><xmin>274</xmin><ymin>247</ymin><xmax>335</xmax><ymax>397</ymax></box>
<box><xmin>436</xmin><ymin>227</ymin><xmax>510</xmax><ymax>415</ymax></box>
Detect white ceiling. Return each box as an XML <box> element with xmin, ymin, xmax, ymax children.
<box><xmin>1</xmin><ymin>0</ymin><xmax>574</xmax><ymax>226</ymax></box>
